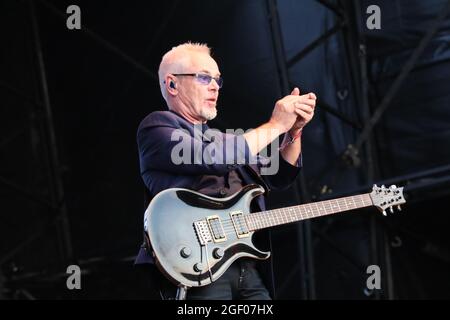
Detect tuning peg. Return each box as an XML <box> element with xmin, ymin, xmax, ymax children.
<box><xmin>382</xmin><ymin>210</ymin><xmax>387</xmax><ymax>216</ymax></box>
<box><xmin>390</xmin><ymin>207</ymin><xmax>394</xmax><ymax>213</ymax></box>
<box><xmin>397</xmin><ymin>205</ymin><xmax>402</xmax><ymax>211</ymax></box>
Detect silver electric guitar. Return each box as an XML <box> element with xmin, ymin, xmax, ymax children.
<box><xmin>144</xmin><ymin>184</ymin><xmax>405</xmax><ymax>288</ymax></box>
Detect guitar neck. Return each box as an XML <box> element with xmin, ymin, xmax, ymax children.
<box><xmin>245</xmin><ymin>193</ymin><xmax>373</xmax><ymax>231</ymax></box>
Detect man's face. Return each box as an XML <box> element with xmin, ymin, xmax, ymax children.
<box><xmin>176</xmin><ymin>52</ymin><xmax>221</xmax><ymax>122</ymax></box>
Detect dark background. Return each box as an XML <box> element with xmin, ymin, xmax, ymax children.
<box><xmin>1</xmin><ymin>0</ymin><xmax>450</xmax><ymax>299</ymax></box>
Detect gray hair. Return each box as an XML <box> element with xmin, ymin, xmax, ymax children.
<box><xmin>158</xmin><ymin>42</ymin><xmax>211</xmax><ymax>102</ymax></box>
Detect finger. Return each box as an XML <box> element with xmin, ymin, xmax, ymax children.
<box><xmin>297</xmin><ymin>110</ymin><xmax>313</xmax><ymax>123</ymax></box>
<box><xmin>294</xmin><ymin>109</ymin><xmax>311</xmax><ymax>119</ymax></box>
<box><xmin>309</xmin><ymin>92</ymin><xmax>317</xmax><ymax>100</ymax></box>
<box><xmin>297</xmin><ymin>98</ymin><xmax>316</xmax><ymax>107</ymax></box>
<box><xmin>290</xmin><ymin>87</ymin><xmax>300</xmax><ymax>96</ymax></box>
<box><xmin>295</xmin><ymin>103</ymin><xmax>314</xmax><ymax>114</ymax></box>
<box><xmin>281</xmin><ymin>95</ymin><xmax>315</xmax><ymax>110</ymax></box>
<box><xmin>281</xmin><ymin>95</ymin><xmax>305</xmax><ymax>106</ymax></box>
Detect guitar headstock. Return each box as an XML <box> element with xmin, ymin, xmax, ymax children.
<box><xmin>370</xmin><ymin>184</ymin><xmax>406</xmax><ymax>216</ymax></box>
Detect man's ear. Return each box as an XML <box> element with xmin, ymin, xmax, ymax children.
<box><xmin>166</xmin><ymin>76</ymin><xmax>177</xmax><ymax>95</ymax></box>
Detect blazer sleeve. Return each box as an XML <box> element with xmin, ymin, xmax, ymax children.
<box><xmin>137</xmin><ymin>119</ymin><xmax>261</xmax><ymax>177</ymax></box>
<box><xmin>260</xmin><ymin>153</ymin><xmax>303</xmax><ymax>191</ymax></box>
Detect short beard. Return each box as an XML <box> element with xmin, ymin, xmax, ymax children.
<box><xmin>200</xmin><ymin>107</ymin><xmax>217</xmax><ymax>121</ymax></box>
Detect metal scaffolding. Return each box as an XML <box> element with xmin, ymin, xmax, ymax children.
<box><xmin>266</xmin><ymin>0</ymin><xmax>450</xmax><ymax>300</ymax></box>
<box><xmin>0</xmin><ymin>0</ymin><xmax>73</xmax><ymax>291</ymax></box>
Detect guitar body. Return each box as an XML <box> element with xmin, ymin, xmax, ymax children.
<box><xmin>145</xmin><ymin>184</ymin><xmax>270</xmax><ymax>288</ymax></box>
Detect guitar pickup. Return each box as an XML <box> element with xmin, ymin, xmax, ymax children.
<box><xmin>230</xmin><ymin>211</ymin><xmax>250</xmax><ymax>238</ymax></box>
<box><xmin>206</xmin><ymin>215</ymin><xmax>227</xmax><ymax>243</ymax></box>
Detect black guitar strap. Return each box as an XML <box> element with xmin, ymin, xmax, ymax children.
<box><xmin>244</xmin><ymin>164</ymin><xmax>271</xmax><ymax>196</ymax></box>
<box><xmin>141</xmin><ymin>187</ymin><xmax>153</xmax><ymax>254</ymax></box>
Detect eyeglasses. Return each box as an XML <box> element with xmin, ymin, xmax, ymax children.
<box><xmin>172</xmin><ymin>73</ymin><xmax>223</xmax><ymax>88</ymax></box>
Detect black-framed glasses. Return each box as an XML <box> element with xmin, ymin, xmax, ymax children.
<box><xmin>172</xmin><ymin>73</ymin><xmax>223</xmax><ymax>88</ymax></box>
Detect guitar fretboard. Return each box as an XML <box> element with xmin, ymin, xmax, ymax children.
<box><xmin>245</xmin><ymin>194</ymin><xmax>373</xmax><ymax>231</ymax></box>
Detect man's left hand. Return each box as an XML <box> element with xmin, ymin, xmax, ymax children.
<box><xmin>291</xmin><ymin>90</ymin><xmax>316</xmax><ymax>133</ymax></box>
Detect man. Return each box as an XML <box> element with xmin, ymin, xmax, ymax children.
<box><xmin>135</xmin><ymin>42</ymin><xmax>316</xmax><ymax>300</ymax></box>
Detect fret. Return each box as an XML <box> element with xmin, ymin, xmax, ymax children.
<box><xmin>262</xmin><ymin>213</ymin><xmax>267</xmax><ymax>228</ymax></box>
<box><xmin>337</xmin><ymin>198</ymin><xmax>343</xmax><ymax>212</ymax></box>
<box><xmin>350</xmin><ymin>196</ymin><xmax>357</xmax><ymax>209</ymax></box>
<box><xmin>310</xmin><ymin>203</ymin><xmax>315</xmax><ymax>217</ymax></box>
<box><xmin>263</xmin><ymin>214</ymin><xmax>268</xmax><ymax>227</ymax></box>
<box><xmin>265</xmin><ymin>211</ymin><xmax>272</xmax><ymax>227</ymax></box>
<box><xmin>297</xmin><ymin>207</ymin><xmax>301</xmax><ymax>220</ymax></box>
<box><xmin>275</xmin><ymin>209</ymin><xmax>280</xmax><ymax>226</ymax></box>
<box><xmin>335</xmin><ymin>199</ymin><xmax>341</xmax><ymax>212</ymax></box>
<box><xmin>346</xmin><ymin>197</ymin><xmax>353</xmax><ymax>210</ymax></box>
<box><xmin>272</xmin><ymin>210</ymin><xmax>278</xmax><ymax>227</ymax></box>
<box><xmin>272</xmin><ymin>210</ymin><xmax>278</xmax><ymax>226</ymax></box>
<box><xmin>247</xmin><ymin>215</ymin><xmax>253</xmax><ymax>230</ymax></box>
<box><xmin>313</xmin><ymin>202</ymin><xmax>320</xmax><ymax>218</ymax></box>
<box><xmin>274</xmin><ymin>209</ymin><xmax>280</xmax><ymax>226</ymax></box>
<box><xmin>288</xmin><ymin>207</ymin><xmax>297</xmax><ymax>222</ymax></box>
<box><xmin>301</xmin><ymin>204</ymin><xmax>307</xmax><ymax>218</ymax></box>
<box><xmin>319</xmin><ymin>201</ymin><xmax>326</xmax><ymax>216</ymax></box>
<box><xmin>322</xmin><ymin>200</ymin><xmax>330</xmax><ymax>215</ymax></box>
<box><xmin>269</xmin><ymin>211</ymin><xmax>274</xmax><ymax>227</ymax></box>
<box><xmin>296</xmin><ymin>207</ymin><xmax>302</xmax><ymax>220</ymax></box>
<box><xmin>327</xmin><ymin>199</ymin><xmax>334</xmax><ymax>213</ymax></box>
<box><xmin>340</xmin><ymin>198</ymin><xmax>348</xmax><ymax>211</ymax></box>
<box><xmin>305</xmin><ymin>205</ymin><xmax>311</xmax><ymax>219</ymax></box>
<box><xmin>297</xmin><ymin>206</ymin><xmax>304</xmax><ymax>220</ymax></box>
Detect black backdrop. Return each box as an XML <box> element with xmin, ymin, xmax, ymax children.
<box><xmin>1</xmin><ymin>0</ymin><xmax>450</xmax><ymax>299</ymax></box>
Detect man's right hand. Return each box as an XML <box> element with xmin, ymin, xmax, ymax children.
<box><xmin>269</xmin><ymin>87</ymin><xmax>302</xmax><ymax>133</ymax></box>
<box><xmin>243</xmin><ymin>87</ymin><xmax>313</xmax><ymax>156</ymax></box>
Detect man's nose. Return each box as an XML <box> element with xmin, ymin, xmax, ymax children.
<box><xmin>209</xmin><ymin>79</ymin><xmax>220</xmax><ymax>90</ymax></box>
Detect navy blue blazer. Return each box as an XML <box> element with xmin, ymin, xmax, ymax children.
<box><xmin>135</xmin><ymin>110</ymin><xmax>302</xmax><ymax>265</ymax></box>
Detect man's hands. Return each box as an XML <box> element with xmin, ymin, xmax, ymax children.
<box><xmin>270</xmin><ymin>87</ymin><xmax>316</xmax><ymax>134</ymax></box>
<box><xmin>243</xmin><ymin>87</ymin><xmax>316</xmax><ymax>157</ymax></box>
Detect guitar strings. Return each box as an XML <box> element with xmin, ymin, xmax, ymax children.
<box><xmin>205</xmin><ymin>198</ymin><xmax>369</xmax><ymax>236</ymax></box>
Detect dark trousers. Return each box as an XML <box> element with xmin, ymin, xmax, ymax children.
<box><xmin>137</xmin><ymin>258</ymin><xmax>271</xmax><ymax>300</ymax></box>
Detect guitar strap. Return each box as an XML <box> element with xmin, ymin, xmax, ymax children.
<box><xmin>244</xmin><ymin>164</ymin><xmax>271</xmax><ymax>196</ymax></box>
<box><xmin>141</xmin><ymin>187</ymin><xmax>154</xmax><ymax>256</ymax></box>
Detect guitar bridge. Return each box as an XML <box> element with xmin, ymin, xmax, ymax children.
<box><xmin>194</xmin><ymin>220</ymin><xmax>213</xmax><ymax>245</ymax></box>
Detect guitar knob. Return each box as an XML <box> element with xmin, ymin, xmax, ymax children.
<box><xmin>213</xmin><ymin>248</ymin><xmax>224</xmax><ymax>259</ymax></box>
<box><xmin>180</xmin><ymin>247</ymin><xmax>191</xmax><ymax>258</ymax></box>
<box><xmin>193</xmin><ymin>263</ymin><xmax>204</xmax><ymax>272</ymax></box>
